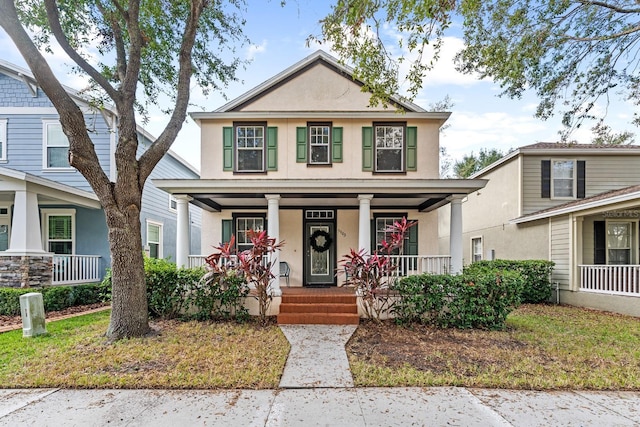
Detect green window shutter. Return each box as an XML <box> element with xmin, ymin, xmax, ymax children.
<box><xmin>406</xmin><ymin>126</ymin><xmax>417</xmax><ymax>171</ymax></box>
<box><xmin>223</xmin><ymin>127</ymin><xmax>234</xmax><ymax>171</ymax></box>
<box><xmin>332</xmin><ymin>127</ymin><xmax>343</xmax><ymax>163</ymax></box>
<box><xmin>296</xmin><ymin>127</ymin><xmax>307</xmax><ymax>163</ymax></box>
<box><xmin>405</xmin><ymin>221</ymin><xmax>419</xmax><ymax>256</ymax></box>
<box><xmin>266</xmin><ymin>127</ymin><xmax>278</xmax><ymax>171</ymax></box>
<box><xmin>222</xmin><ymin>219</ymin><xmax>233</xmax><ymax>244</ymax></box>
<box><xmin>362</xmin><ymin>127</ymin><xmax>373</xmax><ymax>171</ymax></box>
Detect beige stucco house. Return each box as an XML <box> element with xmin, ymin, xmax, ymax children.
<box><xmin>154</xmin><ymin>50</ymin><xmax>486</xmax><ymax>310</ymax></box>
<box><xmin>438</xmin><ymin>142</ymin><xmax>640</xmax><ymax>317</ymax></box>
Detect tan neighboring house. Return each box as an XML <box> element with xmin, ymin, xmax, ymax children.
<box><xmin>154</xmin><ymin>50</ymin><xmax>486</xmax><ymax>314</ymax></box>
<box><xmin>438</xmin><ymin>142</ymin><xmax>640</xmax><ymax>317</ymax></box>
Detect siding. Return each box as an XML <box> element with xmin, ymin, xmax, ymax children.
<box><xmin>523</xmin><ymin>155</ymin><xmax>640</xmax><ymax>215</ymax></box>
<box><xmin>550</xmin><ymin>216</ymin><xmax>571</xmax><ymax>288</ymax></box>
<box><xmin>0</xmin><ymin>74</ymin><xmax>53</xmax><ymax>108</ymax></box>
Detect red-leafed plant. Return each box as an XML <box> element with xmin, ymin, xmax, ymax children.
<box><xmin>341</xmin><ymin>217</ymin><xmax>416</xmax><ymax>321</ymax></box>
<box><xmin>205</xmin><ymin>230</ymin><xmax>284</xmax><ymax>326</ymax></box>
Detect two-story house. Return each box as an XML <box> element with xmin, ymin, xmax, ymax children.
<box><xmin>438</xmin><ymin>142</ymin><xmax>640</xmax><ymax>317</ymax></box>
<box><xmin>0</xmin><ymin>59</ymin><xmax>202</xmax><ymax>288</ymax></box>
<box><xmin>154</xmin><ymin>50</ymin><xmax>486</xmax><ymax>316</ymax></box>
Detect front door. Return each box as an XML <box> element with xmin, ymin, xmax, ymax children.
<box><xmin>304</xmin><ymin>221</ymin><xmax>336</xmax><ymax>286</ymax></box>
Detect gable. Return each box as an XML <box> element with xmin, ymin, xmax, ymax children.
<box><xmin>0</xmin><ymin>73</ymin><xmax>53</xmax><ymax>108</ymax></box>
<box><xmin>233</xmin><ymin>61</ymin><xmax>395</xmax><ymax>113</ymax></box>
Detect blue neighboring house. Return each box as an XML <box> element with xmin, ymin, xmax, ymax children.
<box><xmin>0</xmin><ymin>59</ymin><xmax>201</xmax><ymax>287</ymax></box>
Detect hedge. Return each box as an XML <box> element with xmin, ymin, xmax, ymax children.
<box><xmin>0</xmin><ymin>283</ymin><xmax>110</xmax><ymax>316</ymax></box>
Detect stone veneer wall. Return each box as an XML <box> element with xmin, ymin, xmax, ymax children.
<box><xmin>0</xmin><ymin>255</ymin><xmax>53</xmax><ymax>288</ymax></box>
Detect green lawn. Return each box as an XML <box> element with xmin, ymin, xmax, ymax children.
<box><xmin>347</xmin><ymin>304</ymin><xmax>640</xmax><ymax>390</ymax></box>
<box><xmin>0</xmin><ymin>310</ymin><xmax>290</xmax><ymax>389</ymax></box>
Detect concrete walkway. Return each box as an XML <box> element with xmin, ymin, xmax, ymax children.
<box><xmin>1</xmin><ymin>324</ymin><xmax>640</xmax><ymax>426</ymax></box>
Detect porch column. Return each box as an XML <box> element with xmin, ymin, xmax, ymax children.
<box><xmin>358</xmin><ymin>194</ymin><xmax>373</xmax><ymax>255</ymax></box>
<box><xmin>266</xmin><ymin>194</ymin><xmax>281</xmax><ymax>296</ymax></box>
<box><xmin>449</xmin><ymin>195</ymin><xmax>464</xmax><ymax>274</ymax></box>
<box><xmin>175</xmin><ymin>195</ymin><xmax>192</xmax><ymax>268</ymax></box>
<box><xmin>7</xmin><ymin>190</ymin><xmax>46</xmax><ymax>255</ymax></box>
<box><xmin>571</xmin><ymin>215</ymin><xmax>584</xmax><ymax>292</ymax></box>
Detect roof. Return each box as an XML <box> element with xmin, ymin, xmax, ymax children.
<box><xmin>0</xmin><ymin>59</ymin><xmax>199</xmax><ymax>175</ymax></box>
<box><xmin>470</xmin><ymin>142</ymin><xmax>640</xmax><ymax>179</ymax></box>
<box><xmin>190</xmin><ymin>50</ymin><xmax>450</xmax><ymax>123</ymax></box>
<box><xmin>512</xmin><ymin>184</ymin><xmax>640</xmax><ymax>224</ymax></box>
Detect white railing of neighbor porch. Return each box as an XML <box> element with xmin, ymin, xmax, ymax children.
<box><xmin>579</xmin><ymin>265</ymin><xmax>640</xmax><ymax>296</ymax></box>
<box><xmin>188</xmin><ymin>255</ymin><xmax>207</xmax><ymax>268</ymax></box>
<box><xmin>52</xmin><ymin>255</ymin><xmax>102</xmax><ymax>285</ymax></box>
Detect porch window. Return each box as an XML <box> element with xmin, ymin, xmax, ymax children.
<box><xmin>0</xmin><ymin>119</ymin><xmax>7</xmax><ymax>161</ymax></box>
<box><xmin>471</xmin><ymin>237</ymin><xmax>483</xmax><ymax>262</ymax></box>
<box><xmin>147</xmin><ymin>221</ymin><xmax>163</xmax><ymax>259</ymax></box>
<box><xmin>607</xmin><ymin>222</ymin><xmax>632</xmax><ymax>265</ymax></box>
<box><xmin>235</xmin><ymin>123</ymin><xmax>265</xmax><ymax>172</ymax></box>
<box><xmin>43</xmin><ymin>121</ymin><xmax>71</xmax><ymax>169</ymax></box>
<box><xmin>374</xmin><ymin>123</ymin><xmax>404</xmax><ymax>172</ymax></box>
<box><xmin>308</xmin><ymin>123</ymin><xmax>331</xmax><ymax>165</ymax></box>
<box><xmin>235</xmin><ymin>216</ymin><xmax>265</xmax><ymax>252</ymax></box>
<box><xmin>375</xmin><ymin>216</ymin><xmax>404</xmax><ymax>254</ymax></box>
<box><xmin>552</xmin><ymin>160</ymin><xmax>575</xmax><ymax>198</ymax></box>
<box><xmin>42</xmin><ymin>209</ymin><xmax>75</xmax><ymax>254</ymax></box>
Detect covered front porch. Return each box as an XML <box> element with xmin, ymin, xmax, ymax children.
<box><xmin>155</xmin><ymin>178</ymin><xmax>487</xmax><ymax>297</ymax></box>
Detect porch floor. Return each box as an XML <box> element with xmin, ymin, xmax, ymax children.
<box><xmin>277</xmin><ymin>286</ymin><xmax>359</xmax><ymax>325</ymax></box>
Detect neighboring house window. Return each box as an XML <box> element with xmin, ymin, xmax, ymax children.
<box><xmin>235</xmin><ymin>123</ymin><xmax>265</xmax><ymax>172</ymax></box>
<box><xmin>43</xmin><ymin>120</ymin><xmax>71</xmax><ymax>169</ymax></box>
<box><xmin>235</xmin><ymin>216</ymin><xmax>265</xmax><ymax>252</ymax></box>
<box><xmin>146</xmin><ymin>221</ymin><xmax>163</xmax><ymax>259</ymax></box>
<box><xmin>375</xmin><ymin>123</ymin><xmax>405</xmax><ymax>172</ymax></box>
<box><xmin>0</xmin><ymin>207</ymin><xmax>10</xmax><ymax>251</ymax></box>
<box><xmin>607</xmin><ymin>222</ymin><xmax>633</xmax><ymax>265</ymax></box>
<box><xmin>541</xmin><ymin>160</ymin><xmax>585</xmax><ymax>199</ymax></box>
<box><xmin>42</xmin><ymin>209</ymin><xmax>75</xmax><ymax>254</ymax></box>
<box><xmin>308</xmin><ymin>123</ymin><xmax>331</xmax><ymax>165</ymax></box>
<box><xmin>0</xmin><ymin>119</ymin><xmax>7</xmax><ymax>161</ymax></box>
<box><xmin>471</xmin><ymin>237</ymin><xmax>483</xmax><ymax>262</ymax></box>
<box><xmin>169</xmin><ymin>195</ymin><xmax>177</xmax><ymax>212</ymax></box>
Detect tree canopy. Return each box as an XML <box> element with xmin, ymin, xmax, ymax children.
<box><xmin>317</xmin><ymin>0</ymin><xmax>639</xmax><ymax>135</ymax></box>
<box><xmin>0</xmin><ymin>0</ymin><xmax>247</xmax><ymax>339</ymax></box>
<box><xmin>453</xmin><ymin>148</ymin><xmax>504</xmax><ymax>178</ymax></box>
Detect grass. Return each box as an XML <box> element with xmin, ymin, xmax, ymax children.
<box><xmin>347</xmin><ymin>304</ymin><xmax>640</xmax><ymax>390</ymax></box>
<box><xmin>0</xmin><ymin>310</ymin><xmax>290</xmax><ymax>389</ymax></box>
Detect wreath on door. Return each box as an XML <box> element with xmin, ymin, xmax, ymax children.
<box><xmin>310</xmin><ymin>229</ymin><xmax>333</xmax><ymax>253</ymax></box>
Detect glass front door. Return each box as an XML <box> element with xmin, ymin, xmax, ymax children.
<box><xmin>304</xmin><ymin>222</ymin><xmax>336</xmax><ymax>286</ymax></box>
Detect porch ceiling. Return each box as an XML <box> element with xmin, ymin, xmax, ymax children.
<box><xmin>152</xmin><ymin>178</ymin><xmax>488</xmax><ymax>212</ymax></box>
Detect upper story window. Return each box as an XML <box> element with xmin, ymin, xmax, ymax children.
<box><xmin>0</xmin><ymin>119</ymin><xmax>7</xmax><ymax>161</ymax></box>
<box><xmin>43</xmin><ymin>120</ymin><xmax>71</xmax><ymax>169</ymax></box>
<box><xmin>309</xmin><ymin>123</ymin><xmax>331</xmax><ymax>165</ymax></box>
<box><xmin>541</xmin><ymin>159</ymin><xmax>585</xmax><ymax>199</ymax></box>
<box><xmin>42</xmin><ymin>209</ymin><xmax>75</xmax><ymax>254</ymax></box>
<box><xmin>375</xmin><ymin>123</ymin><xmax>405</xmax><ymax>172</ymax></box>
<box><xmin>235</xmin><ymin>123</ymin><xmax>265</xmax><ymax>172</ymax></box>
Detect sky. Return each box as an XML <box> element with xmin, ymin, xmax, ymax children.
<box><xmin>0</xmin><ymin>1</ymin><xmax>635</xmax><ymax>173</ymax></box>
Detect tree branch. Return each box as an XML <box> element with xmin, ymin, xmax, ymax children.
<box><xmin>43</xmin><ymin>0</ymin><xmax>120</xmax><ymax>102</ymax></box>
<box><xmin>577</xmin><ymin>0</ymin><xmax>640</xmax><ymax>15</ymax></box>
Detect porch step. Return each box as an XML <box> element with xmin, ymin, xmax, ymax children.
<box><xmin>277</xmin><ymin>288</ymin><xmax>359</xmax><ymax>325</ymax></box>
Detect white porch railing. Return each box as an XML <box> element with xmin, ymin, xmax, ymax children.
<box><xmin>52</xmin><ymin>255</ymin><xmax>102</xmax><ymax>285</ymax></box>
<box><xmin>579</xmin><ymin>265</ymin><xmax>640</xmax><ymax>296</ymax></box>
<box><xmin>188</xmin><ymin>254</ymin><xmax>451</xmax><ymax>276</ymax></box>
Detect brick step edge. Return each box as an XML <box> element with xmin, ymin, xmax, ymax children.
<box><xmin>277</xmin><ymin>313</ymin><xmax>360</xmax><ymax>325</ymax></box>
<box><xmin>281</xmin><ymin>295</ymin><xmax>357</xmax><ymax>304</ymax></box>
<box><xmin>279</xmin><ymin>303</ymin><xmax>358</xmax><ymax>314</ymax></box>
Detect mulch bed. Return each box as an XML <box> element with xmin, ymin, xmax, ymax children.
<box><xmin>0</xmin><ymin>302</ymin><xmax>110</xmax><ymax>329</ymax></box>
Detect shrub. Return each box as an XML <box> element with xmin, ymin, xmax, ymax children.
<box><xmin>392</xmin><ymin>274</ymin><xmax>451</xmax><ymax>325</ymax></box>
<box><xmin>190</xmin><ymin>270</ymin><xmax>249</xmax><ymax>322</ymax></box>
<box><xmin>0</xmin><ymin>288</ymin><xmax>31</xmax><ymax>316</ymax></box>
<box><xmin>464</xmin><ymin>260</ymin><xmax>554</xmax><ymax>303</ymax></box>
<box><xmin>0</xmin><ymin>283</ymin><xmax>109</xmax><ymax>316</ymax></box>
<box><xmin>42</xmin><ymin>286</ymin><xmax>73</xmax><ymax>311</ymax></box>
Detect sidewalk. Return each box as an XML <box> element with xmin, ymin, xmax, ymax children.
<box><xmin>1</xmin><ymin>324</ymin><xmax>639</xmax><ymax>426</ymax></box>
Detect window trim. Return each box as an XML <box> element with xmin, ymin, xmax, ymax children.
<box><xmin>471</xmin><ymin>236</ymin><xmax>483</xmax><ymax>263</ymax></box>
<box><xmin>146</xmin><ymin>220</ymin><xmax>163</xmax><ymax>259</ymax></box>
<box><xmin>550</xmin><ymin>159</ymin><xmax>576</xmax><ymax>199</ymax></box>
<box><xmin>0</xmin><ymin>119</ymin><xmax>7</xmax><ymax>162</ymax></box>
<box><xmin>307</xmin><ymin>122</ymin><xmax>332</xmax><ymax>166</ymax></box>
<box><xmin>233</xmin><ymin>121</ymin><xmax>267</xmax><ymax>173</ymax></box>
<box><xmin>232</xmin><ymin>213</ymin><xmax>266</xmax><ymax>252</ymax></box>
<box><xmin>373</xmin><ymin>122</ymin><xmax>406</xmax><ymax>173</ymax></box>
<box><xmin>42</xmin><ymin>120</ymin><xmax>73</xmax><ymax>171</ymax></box>
<box><xmin>41</xmin><ymin>208</ymin><xmax>76</xmax><ymax>255</ymax></box>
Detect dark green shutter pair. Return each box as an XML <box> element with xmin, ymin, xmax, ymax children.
<box><xmin>223</xmin><ymin>127</ymin><xmax>278</xmax><ymax>171</ymax></box>
<box><xmin>296</xmin><ymin>127</ymin><xmax>344</xmax><ymax>163</ymax></box>
<box><xmin>361</xmin><ymin>126</ymin><xmax>417</xmax><ymax>172</ymax></box>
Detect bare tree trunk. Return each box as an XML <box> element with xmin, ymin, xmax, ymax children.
<box><xmin>105</xmin><ymin>204</ymin><xmax>149</xmax><ymax>339</ymax></box>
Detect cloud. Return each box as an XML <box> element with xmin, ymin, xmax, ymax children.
<box><xmin>246</xmin><ymin>41</ymin><xmax>268</xmax><ymax>61</ymax></box>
